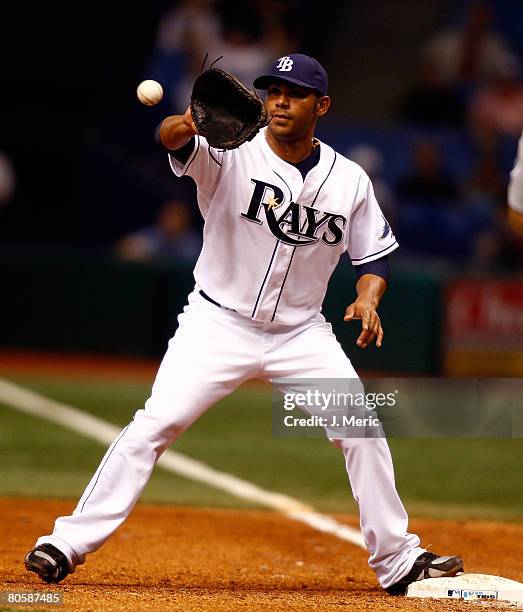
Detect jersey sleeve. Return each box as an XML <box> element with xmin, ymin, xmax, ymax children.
<box><xmin>508</xmin><ymin>132</ymin><xmax>523</xmax><ymax>213</ymax></box>
<box><xmin>168</xmin><ymin>135</ymin><xmax>229</xmax><ymax>194</ymax></box>
<box><xmin>347</xmin><ymin>174</ymin><xmax>398</xmax><ymax>266</ymax></box>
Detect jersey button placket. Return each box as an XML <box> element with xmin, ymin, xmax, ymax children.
<box><xmin>258</xmin><ymin>243</ymin><xmax>294</xmax><ymax>320</ymax></box>
<box><xmin>257</xmin><ymin>175</ymin><xmax>298</xmax><ymax>320</ymax></box>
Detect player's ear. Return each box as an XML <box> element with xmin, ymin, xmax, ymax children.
<box><xmin>315</xmin><ymin>96</ymin><xmax>330</xmax><ymax>117</ymax></box>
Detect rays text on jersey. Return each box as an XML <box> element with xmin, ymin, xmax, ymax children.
<box><xmin>241</xmin><ymin>179</ymin><xmax>347</xmax><ymax>246</ymax></box>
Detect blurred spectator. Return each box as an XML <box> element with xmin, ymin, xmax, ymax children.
<box><xmin>468</xmin><ymin>54</ymin><xmax>523</xmax><ymax>141</ymax></box>
<box><xmin>114</xmin><ymin>199</ymin><xmax>202</xmax><ymax>263</ymax></box>
<box><xmin>421</xmin><ymin>1</ymin><xmax>516</xmax><ymax>89</ymax></box>
<box><xmin>150</xmin><ymin>0</ymin><xmax>298</xmax><ymax>113</ymax></box>
<box><xmin>205</xmin><ymin>2</ymin><xmax>273</xmax><ymax>88</ymax></box>
<box><xmin>0</xmin><ymin>152</ymin><xmax>16</xmax><ymax>208</ymax></box>
<box><xmin>347</xmin><ymin>144</ymin><xmax>396</xmax><ymax>221</ymax></box>
<box><xmin>399</xmin><ymin>57</ymin><xmax>465</xmax><ymax>127</ymax></box>
<box><xmin>156</xmin><ymin>0</ymin><xmax>220</xmax><ymax>57</ymax></box>
<box><xmin>146</xmin><ymin>0</ymin><xmax>221</xmax><ymax>113</ymax></box>
<box><xmin>396</xmin><ymin>139</ymin><xmax>459</xmax><ymax>203</ymax></box>
<box><xmin>474</xmin><ymin>204</ymin><xmax>523</xmax><ymax>269</ymax></box>
<box><xmin>463</xmin><ymin>144</ymin><xmax>506</xmax><ymax>209</ymax></box>
<box><xmin>251</xmin><ymin>0</ymin><xmax>304</xmax><ymax>56</ymax></box>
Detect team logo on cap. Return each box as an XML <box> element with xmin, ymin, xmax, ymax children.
<box><xmin>276</xmin><ymin>57</ymin><xmax>293</xmax><ymax>72</ymax></box>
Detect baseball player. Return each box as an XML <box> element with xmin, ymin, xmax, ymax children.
<box><xmin>25</xmin><ymin>54</ymin><xmax>464</xmax><ymax>595</ymax></box>
<box><xmin>509</xmin><ymin>131</ymin><xmax>523</xmax><ymax>216</ymax></box>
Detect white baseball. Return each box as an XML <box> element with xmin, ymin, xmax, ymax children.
<box><xmin>136</xmin><ymin>80</ymin><xmax>164</xmax><ymax>106</ymax></box>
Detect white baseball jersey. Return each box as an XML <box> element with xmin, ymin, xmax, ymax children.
<box><xmin>508</xmin><ymin>131</ymin><xmax>523</xmax><ymax>213</ymax></box>
<box><xmin>169</xmin><ymin>127</ymin><xmax>398</xmax><ymax>325</ymax></box>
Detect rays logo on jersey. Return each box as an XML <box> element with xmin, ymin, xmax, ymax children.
<box><xmin>241</xmin><ymin>179</ymin><xmax>346</xmax><ymax>246</ymax></box>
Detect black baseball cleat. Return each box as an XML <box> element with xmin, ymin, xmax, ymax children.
<box><xmin>24</xmin><ymin>544</ymin><xmax>70</xmax><ymax>584</ymax></box>
<box><xmin>386</xmin><ymin>551</ymin><xmax>464</xmax><ymax>595</ymax></box>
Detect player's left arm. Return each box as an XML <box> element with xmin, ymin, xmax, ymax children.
<box><xmin>344</xmin><ymin>274</ymin><xmax>386</xmax><ymax>349</ymax></box>
<box><xmin>344</xmin><ymin>172</ymin><xmax>395</xmax><ymax>348</ymax></box>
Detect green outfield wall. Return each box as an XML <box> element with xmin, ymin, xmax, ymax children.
<box><xmin>0</xmin><ymin>252</ymin><xmax>442</xmax><ymax>373</ymax></box>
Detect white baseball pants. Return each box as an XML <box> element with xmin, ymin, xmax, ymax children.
<box><xmin>37</xmin><ymin>288</ymin><xmax>423</xmax><ymax>588</ymax></box>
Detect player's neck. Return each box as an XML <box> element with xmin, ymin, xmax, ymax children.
<box><xmin>265</xmin><ymin>129</ymin><xmax>318</xmax><ymax>164</ymax></box>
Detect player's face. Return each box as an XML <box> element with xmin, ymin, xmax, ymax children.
<box><xmin>265</xmin><ymin>81</ymin><xmax>330</xmax><ymax>142</ymax></box>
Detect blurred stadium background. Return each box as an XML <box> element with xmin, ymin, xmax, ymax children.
<box><xmin>0</xmin><ymin>0</ymin><xmax>522</xmax><ymax>521</ymax></box>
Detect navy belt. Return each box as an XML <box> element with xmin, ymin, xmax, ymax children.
<box><xmin>199</xmin><ymin>290</ymin><xmax>236</xmax><ymax>311</ymax></box>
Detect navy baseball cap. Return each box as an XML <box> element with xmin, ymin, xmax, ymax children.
<box><xmin>254</xmin><ymin>54</ymin><xmax>328</xmax><ymax>96</ymax></box>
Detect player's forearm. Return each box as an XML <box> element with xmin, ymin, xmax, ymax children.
<box><xmin>159</xmin><ymin>113</ymin><xmax>197</xmax><ymax>151</ymax></box>
<box><xmin>355</xmin><ymin>274</ymin><xmax>387</xmax><ymax>309</ymax></box>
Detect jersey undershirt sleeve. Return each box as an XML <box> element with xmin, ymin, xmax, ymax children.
<box><xmin>354</xmin><ymin>255</ymin><xmax>389</xmax><ymax>282</ymax></box>
<box><xmin>169</xmin><ymin>138</ymin><xmax>196</xmax><ymax>164</ymax></box>
<box><xmin>347</xmin><ymin>174</ymin><xmax>398</xmax><ymax>265</ymax></box>
<box><xmin>508</xmin><ymin>131</ymin><xmax>523</xmax><ymax>213</ymax></box>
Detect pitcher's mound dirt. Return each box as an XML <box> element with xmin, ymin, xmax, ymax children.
<box><xmin>1</xmin><ymin>498</ymin><xmax>521</xmax><ymax>611</ymax></box>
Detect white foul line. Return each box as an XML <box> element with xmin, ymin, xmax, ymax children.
<box><xmin>0</xmin><ymin>377</ymin><xmax>365</xmax><ymax>549</ymax></box>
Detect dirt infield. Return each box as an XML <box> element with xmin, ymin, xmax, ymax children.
<box><xmin>1</xmin><ymin>499</ymin><xmax>522</xmax><ymax>611</ymax></box>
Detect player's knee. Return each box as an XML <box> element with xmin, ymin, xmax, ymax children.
<box><xmin>328</xmin><ymin>436</ymin><xmax>380</xmax><ymax>452</ymax></box>
<box><xmin>329</xmin><ymin>437</ymin><xmax>344</xmax><ymax>450</ymax></box>
<box><xmin>329</xmin><ymin>437</ymin><xmax>359</xmax><ymax>452</ymax></box>
<box><xmin>130</xmin><ymin>407</ymin><xmax>190</xmax><ymax>449</ymax></box>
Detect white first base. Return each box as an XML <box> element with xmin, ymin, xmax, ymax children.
<box><xmin>406</xmin><ymin>573</ymin><xmax>523</xmax><ymax>605</ymax></box>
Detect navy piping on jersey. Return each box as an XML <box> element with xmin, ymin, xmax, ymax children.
<box><xmin>271</xmin><ymin>151</ymin><xmax>338</xmax><ymax>322</ymax></box>
<box><xmin>272</xmin><ymin>170</ymin><xmax>293</xmax><ymax>201</ymax></box>
<box><xmin>79</xmin><ymin>424</ymin><xmax>130</xmax><ymax>513</ymax></box>
<box><xmin>351</xmin><ymin>240</ymin><xmax>398</xmax><ymax>262</ymax></box>
<box><xmin>199</xmin><ymin>289</ymin><xmax>222</xmax><ymax>308</ymax></box>
<box><xmin>271</xmin><ymin>247</ymin><xmax>296</xmax><ymax>321</ymax></box>
<box><xmin>309</xmin><ymin>151</ymin><xmax>335</xmax><ymax>208</ymax></box>
<box><xmin>251</xmin><ymin>242</ymin><xmax>279</xmax><ymax>317</ymax></box>
<box><xmin>183</xmin><ymin>137</ymin><xmax>200</xmax><ymax>175</ymax></box>
<box><xmin>208</xmin><ymin>145</ymin><xmax>222</xmax><ymax>167</ymax></box>
<box><xmin>199</xmin><ymin>289</ymin><xmax>237</xmax><ymax>310</ymax></box>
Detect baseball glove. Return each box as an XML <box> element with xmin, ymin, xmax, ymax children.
<box><xmin>190</xmin><ymin>68</ymin><xmax>268</xmax><ymax>150</ymax></box>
